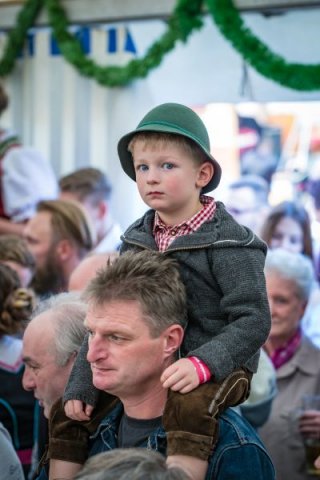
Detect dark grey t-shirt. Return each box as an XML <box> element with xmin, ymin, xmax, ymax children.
<box><xmin>118</xmin><ymin>413</ymin><xmax>162</xmax><ymax>448</ymax></box>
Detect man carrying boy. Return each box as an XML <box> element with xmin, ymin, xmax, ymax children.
<box><xmin>49</xmin><ymin>103</ymin><xmax>271</xmax><ymax>480</ymax></box>
<box><xmin>49</xmin><ymin>251</ymin><xmax>274</xmax><ymax>480</ymax></box>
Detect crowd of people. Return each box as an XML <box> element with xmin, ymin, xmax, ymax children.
<box><xmin>1</xmin><ymin>81</ymin><xmax>320</xmax><ymax>480</ymax></box>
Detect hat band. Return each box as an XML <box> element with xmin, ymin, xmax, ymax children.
<box><xmin>138</xmin><ymin>120</ymin><xmax>210</xmax><ymax>153</ymax></box>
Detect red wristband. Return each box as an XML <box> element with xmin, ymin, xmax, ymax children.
<box><xmin>188</xmin><ymin>356</ymin><xmax>211</xmax><ymax>384</ymax></box>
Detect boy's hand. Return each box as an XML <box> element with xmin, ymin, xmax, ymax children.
<box><xmin>64</xmin><ymin>400</ymin><xmax>94</xmax><ymax>421</ymax></box>
<box><xmin>161</xmin><ymin>358</ymin><xmax>200</xmax><ymax>394</ymax></box>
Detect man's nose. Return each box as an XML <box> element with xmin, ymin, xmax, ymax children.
<box><xmin>87</xmin><ymin>336</ymin><xmax>106</xmax><ymax>363</ymax></box>
<box><xmin>22</xmin><ymin>368</ymin><xmax>36</xmax><ymax>391</ymax></box>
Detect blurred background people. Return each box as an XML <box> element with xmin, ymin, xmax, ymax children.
<box><xmin>223</xmin><ymin>174</ymin><xmax>270</xmax><ymax>235</ymax></box>
<box><xmin>259</xmin><ymin>200</ymin><xmax>320</xmax><ymax>347</ymax></box>
<box><xmin>0</xmin><ymin>264</ymin><xmax>36</xmax><ymax>478</ymax></box>
<box><xmin>306</xmin><ymin>167</ymin><xmax>320</xmax><ymax>283</ymax></box>
<box><xmin>0</xmin><ymin>83</ymin><xmax>58</xmax><ymax>236</ymax></box>
<box><xmin>0</xmin><ymin>234</ymin><xmax>35</xmax><ymax>287</ymax></box>
<box><xmin>59</xmin><ymin>167</ymin><xmax>122</xmax><ymax>252</ymax></box>
<box><xmin>23</xmin><ymin>200</ymin><xmax>94</xmax><ymax>297</ymax></box>
<box><xmin>260</xmin><ymin>200</ymin><xmax>313</xmax><ymax>260</ymax></box>
<box><xmin>259</xmin><ymin>249</ymin><xmax>320</xmax><ymax>480</ymax></box>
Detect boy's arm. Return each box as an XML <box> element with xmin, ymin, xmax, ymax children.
<box><xmin>48</xmin><ymin>393</ymin><xmax>117</xmax><ymax>470</ymax></box>
<box><xmin>63</xmin><ymin>334</ymin><xmax>99</xmax><ymax>407</ymax></box>
<box><xmin>189</xmin><ymin>245</ymin><xmax>271</xmax><ymax>382</ymax></box>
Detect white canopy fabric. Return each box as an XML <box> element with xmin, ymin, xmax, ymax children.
<box><xmin>0</xmin><ymin>9</ymin><xmax>319</xmax><ymax>229</ymax></box>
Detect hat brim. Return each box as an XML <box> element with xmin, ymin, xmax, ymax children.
<box><xmin>117</xmin><ymin>124</ymin><xmax>222</xmax><ymax>193</ymax></box>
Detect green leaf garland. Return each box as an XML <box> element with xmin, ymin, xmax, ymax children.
<box><xmin>0</xmin><ymin>0</ymin><xmax>319</xmax><ymax>92</ymax></box>
<box><xmin>0</xmin><ymin>0</ymin><xmax>42</xmax><ymax>76</ymax></box>
<box><xmin>45</xmin><ymin>0</ymin><xmax>203</xmax><ymax>86</ymax></box>
<box><xmin>207</xmin><ymin>0</ymin><xmax>320</xmax><ymax>91</ymax></box>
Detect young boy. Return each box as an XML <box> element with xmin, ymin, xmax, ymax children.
<box><xmin>48</xmin><ymin>103</ymin><xmax>271</xmax><ymax>480</ymax></box>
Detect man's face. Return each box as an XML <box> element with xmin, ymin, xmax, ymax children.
<box><xmin>86</xmin><ymin>300</ymin><xmax>171</xmax><ymax>400</ymax></box>
<box><xmin>23</xmin><ymin>212</ymin><xmax>65</xmax><ymax>295</ymax></box>
<box><xmin>22</xmin><ymin>313</ymin><xmax>74</xmax><ymax>418</ymax></box>
<box><xmin>23</xmin><ymin>211</ymin><xmax>53</xmax><ymax>269</ymax></box>
<box><xmin>225</xmin><ymin>186</ymin><xmax>263</xmax><ymax>233</ymax></box>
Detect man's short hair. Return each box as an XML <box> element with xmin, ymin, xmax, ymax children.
<box><xmin>228</xmin><ymin>174</ymin><xmax>269</xmax><ymax>206</ymax></box>
<box><xmin>0</xmin><ymin>234</ymin><xmax>35</xmax><ymax>271</ymax></box>
<box><xmin>37</xmin><ymin>199</ymin><xmax>94</xmax><ymax>258</ymax></box>
<box><xmin>31</xmin><ymin>292</ymin><xmax>87</xmax><ymax>366</ymax></box>
<box><xmin>83</xmin><ymin>250</ymin><xmax>187</xmax><ymax>336</ymax></box>
<box><xmin>74</xmin><ymin>448</ymin><xmax>189</xmax><ymax>480</ymax></box>
<box><xmin>59</xmin><ymin>168</ymin><xmax>112</xmax><ymax>204</ymax></box>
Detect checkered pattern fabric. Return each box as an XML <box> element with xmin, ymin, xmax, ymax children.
<box><xmin>154</xmin><ymin>195</ymin><xmax>216</xmax><ymax>252</ymax></box>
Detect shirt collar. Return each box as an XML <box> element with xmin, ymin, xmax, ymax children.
<box><xmin>153</xmin><ymin>195</ymin><xmax>215</xmax><ymax>234</ymax></box>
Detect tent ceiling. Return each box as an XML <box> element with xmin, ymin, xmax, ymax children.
<box><xmin>0</xmin><ymin>0</ymin><xmax>320</xmax><ymax>28</ymax></box>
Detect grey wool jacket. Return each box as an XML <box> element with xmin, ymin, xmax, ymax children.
<box><xmin>64</xmin><ymin>202</ymin><xmax>271</xmax><ymax>406</ymax></box>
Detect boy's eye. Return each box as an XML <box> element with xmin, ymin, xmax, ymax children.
<box><xmin>163</xmin><ymin>162</ymin><xmax>174</xmax><ymax>170</ymax></box>
<box><xmin>136</xmin><ymin>164</ymin><xmax>148</xmax><ymax>172</ymax></box>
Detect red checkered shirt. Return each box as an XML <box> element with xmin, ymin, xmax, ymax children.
<box><xmin>153</xmin><ymin>195</ymin><xmax>216</xmax><ymax>252</ymax></box>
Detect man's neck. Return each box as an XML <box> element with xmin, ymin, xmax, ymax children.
<box><xmin>121</xmin><ymin>383</ymin><xmax>167</xmax><ymax>420</ymax></box>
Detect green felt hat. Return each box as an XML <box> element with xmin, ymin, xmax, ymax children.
<box><xmin>117</xmin><ymin>102</ymin><xmax>222</xmax><ymax>193</ymax></box>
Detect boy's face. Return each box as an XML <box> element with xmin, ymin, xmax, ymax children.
<box><xmin>132</xmin><ymin>140</ymin><xmax>213</xmax><ymax>224</ymax></box>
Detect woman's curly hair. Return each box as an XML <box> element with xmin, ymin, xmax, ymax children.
<box><xmin>0</xmin><ymin>264</ymin><xmax>35</xmax><ymax>335</ymax></box>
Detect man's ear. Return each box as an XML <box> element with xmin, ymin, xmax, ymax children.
<box><xmin>97</xmin><ymin>200</ymin><xmax>108</xmax><ymax>220</ymax></box>
<box><xmin>163</xmin><ymin>324</ymin><xmax>184</xmax><ymax>357</ymax></box>
<box><xmin>196</xmin><ymin>161</ymin><xmax>214</xmax><ymax>189</ymax></box>
<box><xmin>55</xmin><ymin>239</ymin><xmax>73</xmax><ymax>261</ymax></box>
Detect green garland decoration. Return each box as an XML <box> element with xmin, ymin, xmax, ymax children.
<box><xmin>0</xmin><ymin>0</ymin><xmax>42</xmax><ymax>75</ymax></box>
<box><xmin>0</xmin><ymin>0</ymin><xmax>320</xmax><ymax>92</ymax></box>
<box><xmin>45</xmin><ymin>0</ymin><xmax>203</xmax><ymax>87</ymax></box>
<box><xmin>207</xmin><ymin>0</ymin><xmax>320</xmax><ymax>92</ymax></box>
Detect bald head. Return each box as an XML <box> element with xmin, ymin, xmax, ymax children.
<box><xmin>68</xmin><ymin>252</ymin><xmax>119</xmax><ymax>292</ymax></box>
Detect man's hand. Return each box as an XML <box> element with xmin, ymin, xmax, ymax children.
<box><xmin>160</xmin><ymin>358</ymin><xmax>199</xmax><ymax>394</ymax></box>
<box><xmin>299</xmin><ymin>410</ymin><xmax>320</xmax><ymax>439</ymax></box>
<box><xmin>64</xmin><ymin>400</ymin><xmax>94</xmax><ymax>421</ymax></box>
